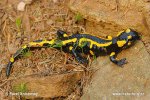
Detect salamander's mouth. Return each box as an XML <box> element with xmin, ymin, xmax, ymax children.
<box><xmin>132</xmin><ymin>31</ymin><xmax>141</xmax><ymax>40</ymax></box>
<box><xmin>138</xmin><ymin>34</ymin><xmax>142</xmax><ymax>40</ymax></box>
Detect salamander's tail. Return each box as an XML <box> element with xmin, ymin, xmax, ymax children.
<box><xmin>6</xmin><ymin>47</ymin><xmax>25</xmax><ymax>78</ymax></box>
<box><xmin>6</xmin><ymin>39</ymin><xmax>58</xmax><ymax>78</ymax></box>
<box><xmin>6</xmin><ymin>62</ymin><xmax>13</xmax><ymax>78</ymax></box>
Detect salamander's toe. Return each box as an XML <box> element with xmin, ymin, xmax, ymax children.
<box><xmin>78</xmin><ymin>58</ymin><xmax>88</xmax><ymax>64</ymax></box>
<box><xmin>117</xmin><ymin>58</ymin><xmax>127</xmax><ymax>66</ymax></box>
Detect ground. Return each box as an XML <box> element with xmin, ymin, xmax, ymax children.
<box><xmin>0</xmin><ymin>0</ymin><xmax>150</xmax><ymax>100</ymax></box>
<box><xmin>0</xmin><ymin>0</ymin><xmax>91</xmax><ymax>99</ymax></box>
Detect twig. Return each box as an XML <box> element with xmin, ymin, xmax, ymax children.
<box><xmin>2</xmin><ymin>20</ymin><xmax>6</xmax><ymax>32</ymax></box>
<box><xmin>64</xmin><ymin>53</ymin><xmax>68</xmax><ymax>64</ymax></box>
<box><xmin>38</xmin><ymin>59</ymin><xmax>52</xmax><ymax>65</ymax></box>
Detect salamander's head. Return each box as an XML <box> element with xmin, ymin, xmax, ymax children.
<box><xmin>116</xmin><ymin>28</ymin><xmax>141</xmax><ymax>48</ymax></box>
<box><xmin>57</xmin><ymin>30</ymin><xmax>68</xmax><ymax>39</ymax></box>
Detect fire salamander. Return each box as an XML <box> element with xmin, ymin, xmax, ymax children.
<box><xmin>6</xmin><ymin>28</ymin><xmax>140</xmax><ymax>77</ymax></box>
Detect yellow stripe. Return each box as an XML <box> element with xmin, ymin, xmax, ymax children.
<box><xmin>117</xmin><ymin>30</ymin><xmax>124</xmax><ymax>36</ymax></box>
<box><xmin>85</xmin><ymin>33</ymin><xmax>112</xmax><ymax>40</ymax></box>
<box><xmin>29</xmin><ymin>39</ymin><xmax>55</xmax><ymax>46</ymax></box>
<box><xmin>110</xmin><ymin>52</ymin><xmax>115</xmax><ymax>56</ymax></box>
<box><xmin>117</xmin><ymin>40</ymin><xmax>127</xmax><ymax>47</ymax></box>
<box><xmin>79</xmin><ymin>38</ymin><xmax>112</xmax><ymax>49</ymax></box>
<box><xmin>10</xmin><ymin>57</ymin><xmax>14</xmax><ymax>62</ymax></box>
<box><xmin>62</xmin><ymin>38</ymin><xmax>77</xmax><ymax>45</ymax></box>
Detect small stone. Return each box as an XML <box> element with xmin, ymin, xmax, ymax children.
<box><xmin>17</xmin><ymin>2</ymin><xmax>26</xmax><ymax>11</ymax></box>
<box><xmin>53</xmin><ymin>0</ymin><xmax>58</xmax><ymax>3</ymax></box>
<box><xmin>8</xmin><ymin>44</ymin><xmax>18</xmax><ymax>54</ymax></box>
<box><xmin>46</xmin><ymin>19</ymin><xmax>54</xmax><ymax>26</ymax></box>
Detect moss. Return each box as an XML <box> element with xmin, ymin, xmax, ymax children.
<box><xmin>13</xmin><ymin>83</ymin><xmax>28</xmax><ymax>93</ymax></box>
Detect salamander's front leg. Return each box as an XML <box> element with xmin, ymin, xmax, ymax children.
<box><xmin>69</xmin><ymin>46</ymin><xmax>88</xmax><ymax>64</ymax></box>
<box><xmin>6</xmin><ymin>39</ymin><xmax>56</xmax><ymax>78</ymax></box>
<box><xmin>109</xmin><ymin>52</ymin><xmax>127</xmax><ymax>66</ymax></box>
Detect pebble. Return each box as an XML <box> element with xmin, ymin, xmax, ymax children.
<box><xmin>46</xmin><ymin>19</ymin><xmax>54</xmax><ymax>26</ymax></box>
<box><xmin>53</xmin><ymin>0</ymin><xmax>58</xmax><ymax>3</ymax></box>
<box><xmin>8</xmin><ymin>44</ymin><xmax>18</xmax><ymax>54</ymax></box>
<box><xmin>17</xmin><ymin>1</ymin><xmax>26</xmax><ymax>11</ymax></box>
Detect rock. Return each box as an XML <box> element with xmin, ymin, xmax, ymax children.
<box><xmin>67</xmin><ymin>1</ymin><xmax>150</xmax><ymax>99</ymax></box>
<box><xmin>8</xmin><ymin>44</ymin><xmax>18</xmax><ymax>54</ymax></box>
<box><xmin>68</xmin><ymin>0</ymin><xmax>150</xmax><ymax>52</ymax></box>
<box><xmin>80</xmin><ymin>41</ymin><xmax>150</xmax><ymax>99</ymax></box>
<box><xmin>11</xmin><ymin>72</ymin><xmax>83</xmax><ymax>98</ymax></box>
<box><xmin>17</xmin><ymin>1</ymin><xmax>26</xmax><ymax>11</ymax></box>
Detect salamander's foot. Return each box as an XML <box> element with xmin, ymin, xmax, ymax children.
<box><xmin>77</xmin><ymin>57</ymin><xmax>88</xmax><ymax>64</ymax></box>
<box><xmin>117</xmin><ymin>58</ymin><xmax>127</xmax><ymax>66</ymax></box>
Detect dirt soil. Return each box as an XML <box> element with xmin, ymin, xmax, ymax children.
<box><xmin>0</xmin><ymin>0</ymin><xmax>150</xmax><ymax>100</ymax></box>
<box><xmin>0</xmin><ymin>0</ymin><xmax>92</xmax><ymax>99</ymax></box>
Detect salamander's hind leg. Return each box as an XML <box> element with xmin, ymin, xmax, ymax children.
<box><xmin>109</xmin><ymin>52</ymin><xmax>127</xmax><ymax>66</ymax></box>
<box><xmin>57</xmin><ymin>30</ymin><xmax>68</xmax><ymax>39</ymax></box>
<box><xmin>69</xmin><ymin>46</ymin><xmax>88</xmax><ymax>64</ymax></box>
<box><xmin>6</xmin><ymin>39</ymin><xmax>56</xmax><ymax>78</ymax></box>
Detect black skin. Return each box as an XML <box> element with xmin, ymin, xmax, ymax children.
<box><xmin>6</xmin><ymin>28</ymin><xmax>140</xmax><ymax>77</ymax></box>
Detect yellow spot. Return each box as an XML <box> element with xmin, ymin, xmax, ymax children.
<box><xmin>62</xmin><ymin>38</ymin><xmax>77</xmax><ymax>45</ymax></box>
<box><xmin>63</xmin><ymin>34</ymin><xmax>68</xmax><ymax>37</ymax></box>
<box><xmin>117</xmin><ymin>31</ymin><xmax>124</xmax><ymax>36</ymax></box>
<box><xmin>126</xmin><ymin>28</ymin><xmax>131</xmax><ymax>33</ymax></box>
<box><xmin>117</xmin><ymin>40</ymin><xmax>127</xmax><ymax>47</ymax></box>
<box><xmin>48</xmin><ymin>39</ymin><xmax>55</xmax><ymax>44</ymax></box>
<box><xmin>127</xmin><ymin>35</ymin><xmax>132</xmax><ymax>39</ymax></box>
<box><xmin>110</xmin><ymin>52</ymin><xmax>115</xmax><ymax>56</ymax></box>
<box><xmin>90</xmin><ymin>50</ymin><xmax>94</xmax><ymax>55</ymax></box>
<box><xmin>83</xmin><ymin>33</ymin><xmax>112</xmax><ymax>40</ymax></box>
<box><xmin>69</xmin><ymin>46</ymin><xmax>73</xmax><ymax>50</ymax></box>
<box><xmin>22</xmin><ymin>45</ymin><xmax>27</xmax><ymax>49</ymax></box>
<box><xmin>128</xmin><ymin>42</ymin><xmax>131</xmax><ymax>46</ymax></box>
<box><xmin>10</xmin><ymin>57</ymin><xmax>14</xmax><ymax>62</ymax></box>
<box><xmin>79</xmin><ymin>38</ymin><xmax>112</xmax><ymax>49</ymax></box>
<box><xmin>107</xmin><ymin>36</ymin><xmax>112</xmax><ymax>40</ymax></box>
